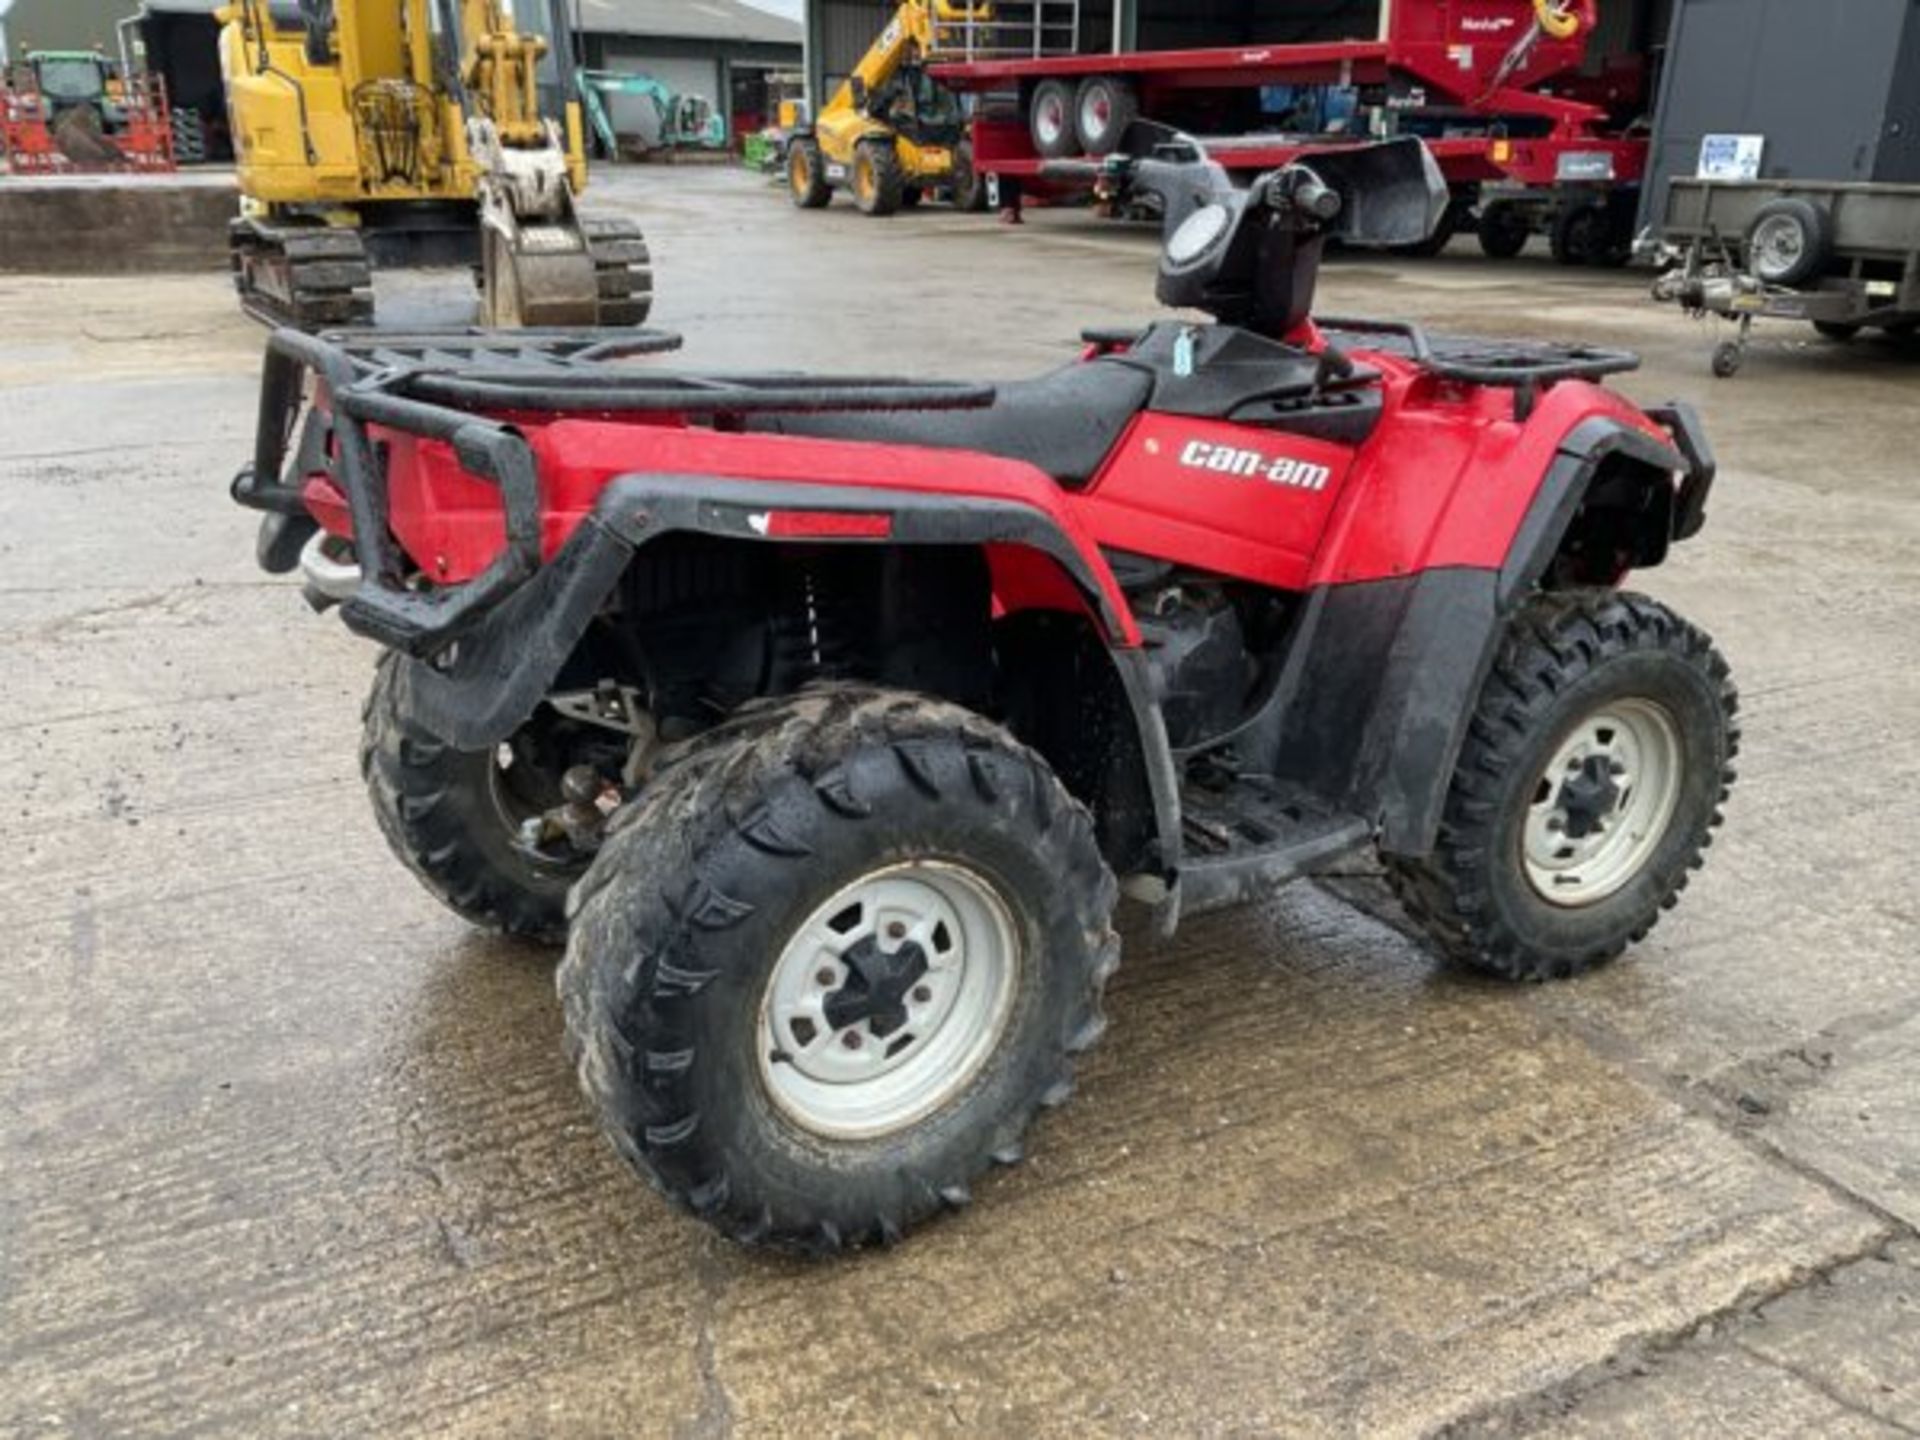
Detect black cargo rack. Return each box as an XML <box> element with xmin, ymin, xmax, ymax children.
<box><xmin>233</xmin><ymin>327</ymin><xmax>1000</xmax><ymax>656</ymax></box>
<box><xmin>1317</xmin><ymin>316</ymin><xmax>1640</xmax><ymax>418</ymax></box>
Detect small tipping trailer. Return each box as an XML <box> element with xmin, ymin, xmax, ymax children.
<box><xmin>928</xmin><ymin>0</ymin><xmax>1649</xmax><ymax>264</ymax></box>
<box><xmin>1651</xmin><ymin>179</ymin><xmax>1920</xmax><ymax>377</ymax></box>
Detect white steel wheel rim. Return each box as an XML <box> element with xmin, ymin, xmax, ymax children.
<box><xmin>1034</xmin><ymin>94</ymin><xmax>1067</xmax><ymax>148</ymax></box>
<box><xmin>1521</xmin><ymin>698</ymin><xmax>1684</xmax><ymax>908</ymax></box>
<box><xmin>1751</xmin><ymin>215</ymin><xmax>1804</xmax><ymax>278</ymax></box>
<box><xmin>1079</xmin><ymin>88</ymin><xmax>1112</xmax><ymax>143</ymax></box>
<box><xmin>758</xmin><ymin>861</ymin><xmax>1021</xmax><ymax>1140</ymax></box>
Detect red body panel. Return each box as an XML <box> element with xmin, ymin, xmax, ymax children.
<box><xmin>308</xmin><ymin>347</ymin><xmax>1678</xmax><ymax>636</ymax></box>
<box><xmin>1076</xmin><ymin>413</ymin><xmax>1353</xmax><ymax>591</ymax></box>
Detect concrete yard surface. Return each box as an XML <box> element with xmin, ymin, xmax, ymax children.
<box><xmin>3</xmin><ymin>165</ymin><xmax>1919</xmax><ymax>1437</ymax></box>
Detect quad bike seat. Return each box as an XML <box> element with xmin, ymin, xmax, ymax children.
<box><xmin>750</xmin><ymin>360</ymin><xmax>1154</xmax><ymax>488</ymax></box>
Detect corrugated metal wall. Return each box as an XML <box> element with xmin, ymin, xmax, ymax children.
<box><xmin>1643</xmin><ymin>0</ymin><xmax>1918</xmax><ymax>225</ymax></box>
<box><xmin>1</xmin><ymin>0</ymin><xmax>137</xmax><ymax>56</ymax></box>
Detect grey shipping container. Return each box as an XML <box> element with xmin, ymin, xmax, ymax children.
<box><xmin>1642</xmin><ymin>0</ymin><xmax>1920</xmax><ymax>227</ymax></box>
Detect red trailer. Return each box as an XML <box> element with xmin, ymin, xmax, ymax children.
<box><xmin>929</xmin><ymin>0</ymin><xmax>1647</xmax><ymax>264</ymax></box>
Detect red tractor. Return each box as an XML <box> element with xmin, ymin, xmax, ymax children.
<box><xmin>233</xmin><ymin>137</ymin><xmax>1736</xmax><ymax>1251</ymax></box>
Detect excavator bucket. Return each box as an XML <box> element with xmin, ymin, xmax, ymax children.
<box><xmin>482</xmin><ymin>224</ymin><xmax>600</xmax><ymax>328</ymax></box>
<box><xmin>482</xmin><ymin>214</ymin><xmax>655</xmax><ymax>329</ymax></box>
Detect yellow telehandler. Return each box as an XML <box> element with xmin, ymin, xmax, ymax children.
<box><xmin>786</xmin><ymin>0</ymin><xmax>991</xmax><ymax>217</ymax></box>
<box><xmin>220</xmin><ymin>0</ymin><xmax>651</xmax><ymax>329</ymax></box>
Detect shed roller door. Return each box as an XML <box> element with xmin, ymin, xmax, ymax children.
<box><xmin>601</xmin><ymin>52</ymin><xmax>721</xmax><ymax>112</ymax></box>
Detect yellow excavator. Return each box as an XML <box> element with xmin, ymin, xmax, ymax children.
<box><xmin>787</xmin><ymin>0</ymin><xmax>991</xmax><ymax>217</ymax></box>
<box><xmin>220</xmin><ymin>0</ymin><xmax>651</xmax><ymax>329</ymax></box>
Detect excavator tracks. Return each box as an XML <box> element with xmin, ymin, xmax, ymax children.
<box><xmin>231</xmin><ymin>215</ymin><xmax>650</xmax><ymax>331</ymax></box>
<box><xmin>583</xmin><ymin>216</ymin><xmax>654</xmax><ymax>328</ymax></box>
<box><xmin>231</xmin><ymin>219</ymin><xmax>375</xmax><ymax>331</ymax></box>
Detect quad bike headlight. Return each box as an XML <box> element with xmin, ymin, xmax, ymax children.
<box><xmin>1164</xmin><ymin>202</ymin><xmax>1233</xmax><ymax>272</ymax></box>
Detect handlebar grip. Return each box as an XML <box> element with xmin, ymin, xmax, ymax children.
<box><xmin>1288</xmin><ymin>170</ymin><xmax>1342</xmax><ymax>222</ymax></box>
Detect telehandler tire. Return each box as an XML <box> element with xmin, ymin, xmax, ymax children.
<box><xmin>558</xmin><ymin>685</ymin><xmax>1120</xmax><ymax>1252</ymax></box>
<box><xmin>361</xmin><ymin>655</ymin><xmax>594</xmax><ymax>945</ymax></box>
<box><xmin>787</xmin><ymin>137</ymin><xmax>831</xmax><ymax>209</ymax></box>
<box><xmin>951</xmin><ymin>139</ymin><xmax>990</xmax><ymax>212</ymax></box>
<box><xmin>1386</xmin><ymin>591</ymin><xmax>1738</xmax><ymax>982</ymax></box>
<box><xmin>851</xmin><ymin>139</ymin><xmax>905</xmax><ymax>216</ymax></box>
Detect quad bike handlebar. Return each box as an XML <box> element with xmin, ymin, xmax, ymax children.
<box><xmin>1146</xmin><ymin>133</ymin><xmax>1448</xmax><ymax>337</ymax></box>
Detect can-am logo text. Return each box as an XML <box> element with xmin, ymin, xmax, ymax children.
<box><xmin>1178</xmin><ymin>440</ymin><xmax>1332</xmax><ymax>492</ymax></box>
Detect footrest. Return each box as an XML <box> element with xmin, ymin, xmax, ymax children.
<box><xmin>1177</xmin><ymin>776</ymin><xmax>1371</xmax><ymax>917</ymax></box>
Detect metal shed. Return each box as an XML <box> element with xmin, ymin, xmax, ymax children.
<box><xmin>1642</xmin><ymin>0</ymin><xmax>1920</xmax><ymax>226</ymax></box>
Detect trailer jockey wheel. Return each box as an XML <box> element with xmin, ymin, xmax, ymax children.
<box><xmin>1074</xmin><ymin>76</ymin><xmax>1138</xmax><ymax>157</ymax></box>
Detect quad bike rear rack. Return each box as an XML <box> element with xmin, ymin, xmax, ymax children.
<box><xmin>232</xmin><ymin>326</ymin><xmax>1001</xmax><ymax>655</ymax></box>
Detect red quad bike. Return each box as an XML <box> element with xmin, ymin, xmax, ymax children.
<box><xmin>233</xmin><ymin>135</ymin><xmax>1737</xmax><ymax>1252</ymax></box>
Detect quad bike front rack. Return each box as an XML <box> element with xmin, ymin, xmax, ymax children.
<box><xmin>232</xmin><ymin>326</ymin><xmax>1000</xmax><ymax>656</ymax></box>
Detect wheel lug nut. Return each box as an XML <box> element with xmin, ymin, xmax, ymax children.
<box><xmin>886</xmin><ymin>922</ymin><xmax>907</xmax><ymax>941</ymax></box>
<box><xmin>816</xmin><ymin>967</ymin><xmax>836</xmax><ymax>986</ymax></box>
<box><xmin>912</xmin><ymin>985</ymin><xmax>932</xmax><ymax>1003</ymax></box>
<box><xmin>841</xmin><ymin>1031</ymin><xmax>863</xmax><ymax>1050</ymax></box>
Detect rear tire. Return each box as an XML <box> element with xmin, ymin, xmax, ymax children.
<box><xmin>951</xmin><ymin>138</ymin><xmax>989</xmax><ymax>212</ymax></box>
<box><xmin>1385</xmin><ymin>591</ymin><xmax>1738</xmax><ymax>982</ymax></box>
<box><xmin>1074</xmin><ymin>75</ymin><xmax>1138</xmax><ymax>157</ymax></box>
<box><xmin>787</xmin><ymin>136</ymin><xmax>831</xmax><ymax>209</ymax></box>
<box><xmin>851</xmin><ymin>138</ymin><xmax>904</xmax><ymax>216</ymax></box>
<box><xmin>361</xmin><ymin>655</ymin><xmax>596</xmax><ymax>945</ymax></box>
<box><xmin>1029</xmin><ymin>78</ymin><xmax>1078</xmax><ymax>159</ymax></box>
<box><xmin>558</xmin><ymin>685</ymin><xmax>1120</xmax><ymax>1252</ymax></box>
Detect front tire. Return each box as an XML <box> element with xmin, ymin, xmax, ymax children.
<box><xmin>851</xmin><ymin>139</ymin><xmax>904</xmax><ymax>216</ymax></box>
<box><xmin>1385</xmin><ymin>591</ymin><xmax>1738</xmax><ymax>981</ymax></box>
<box><xmin>361</xmin><ymin>655</ymin><xmax>598</xmax><ymax>944</ymax></box>
<box><xmin>559</xmin><ymin>686</ymin><xmax>1119</xmax><ymax>1252</ymax></box>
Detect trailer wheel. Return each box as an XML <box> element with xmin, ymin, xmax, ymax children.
<box><xmin>1710</xmin><ymin>341</ymin><xmax>1743</xmax><ymax>379</ymax></box>
<box><xmin>1029</xmin><ymin>79</ymin><xmax>1078</xmax><ymax>159</ymax></box>
<box><xmin>1744</xmin><ymin>198</ymin><xmax>1833</xmax><ymax>287</ymax></box>
<box><xmin>558</xmin><ymin>685</ymin><xmax>1120</xmax><ymax>1251</ymax></box>
<box><xmin>1075</xmin><ymin>76</ymin><xmax>1138</xmax><ymax>157</ymax></box>
<box><xmin>1551</xmin><ymin>198</ymin><xmax>1631</xmax><ymax>268</ymax></box>
<box><xmin>951</xmin><ymin>139</ymin><xmax>989</xmax><ymax>212</ymax></box>
<box><xmin>788</xmin><ymin>137</ymin><xmax>830</xmax><ymax>209</ymax></box>
<box><xmin>851</xmin><ymin>139</ymin><xmax>905</xmax><ymax>216</ymax></box>
<box><xmin>1478</xmin><ymin>203</ymin><xmax>1532</xmax><ymax>259</ymax></box>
